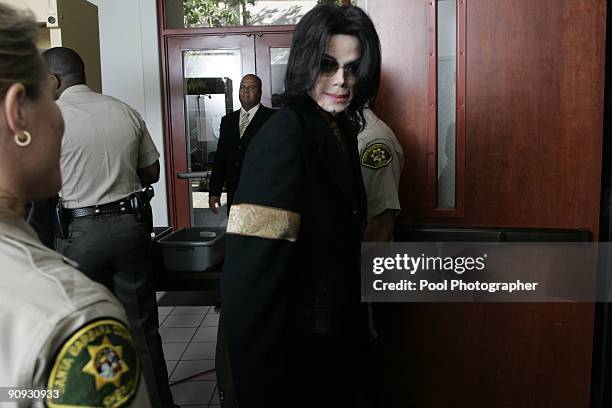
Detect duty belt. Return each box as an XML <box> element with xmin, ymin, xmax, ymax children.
<box><xmin>69</xmin><ymin>199</ymin><xmax>133</xmax><ymax>218</ymax></box>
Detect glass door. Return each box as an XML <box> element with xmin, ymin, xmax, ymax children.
<box><xmin>166</xmin><ymin>32</ymin><xmax>293</xmax><ymax>228</ymax></box>
<box><xmin>255</xmin><ymin>32</ymin><xmax>293</xmax><ymax>108</ymax></box>
<box><xmin>167</xmin><ymin>35</ymin><xmax>255</xmax><ymax>228</ymax></box>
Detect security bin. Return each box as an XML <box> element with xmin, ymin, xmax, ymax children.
<box><xmin>151</xmin><ymin>227</ymin><xmax>172</xmax><ymax>242</ymax></box>
<box><xmin>157</xmin><ymin>227</ymin><xmax>226</xmax><ymax>271</ymax></box>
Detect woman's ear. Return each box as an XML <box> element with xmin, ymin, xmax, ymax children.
<box><xmin>3</xmin><ymin>83</ymin><xmax>27</xmax><ymax>134</ymax></box>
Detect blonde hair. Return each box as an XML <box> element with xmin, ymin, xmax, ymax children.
<box><xmin>0</xmin><ymin>2</ymin><xmax>43</xmax><ymax>99</ymax></box>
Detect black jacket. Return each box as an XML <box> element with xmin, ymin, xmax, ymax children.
<box><xmin>209</xmin><ymin>105</ymin><xmax>275</xmax><ymax>208</ymax></box>
<box><xmin>221</xmin><ymin>99</ymin><xmax>368</xmax><ymax>406</ymax></box>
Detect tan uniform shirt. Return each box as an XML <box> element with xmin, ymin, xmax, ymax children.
<box><xmin>358</xmin><ymin>109</ymin><xmax>404</xmax><ymax>220</ymax></box>
<box><xmin>0</xmin><ymin>218</ymin><xmax>151</xmax><ymax>408</ymax></box>
<box><xmin>57</xmin><ymin>85</ymin><xmax>160</xmax><ymax>209</ymax></box>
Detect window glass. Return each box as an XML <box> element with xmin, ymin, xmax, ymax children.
<box><xmin>270</xmin><ymin>47</ymin><xmax>290</xmax><ymax>108</ymax></box>
<box><xmin>183</xmin><ymin>49</ymin><xmax>242</xmax><ymax>225</ymax></box>
<box><xmin>165</xmin><ymin>0</ymin><xmax>347</xmax><ymax>29</ymax></box>
<box><xmin>436</xmin><ymin>0</ymin><xmax>456</xmax><ymax>208</ymax></box>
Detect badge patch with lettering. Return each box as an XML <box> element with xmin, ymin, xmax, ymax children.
<box><xmin>47</xmin><ymin>319</ymin><xmax>140</xmax><ymax>408</ymax></box>
<box><xmin>361</xmin><ymin>143</ymin><xmax>393</xmax><ymax>169</ymax></box>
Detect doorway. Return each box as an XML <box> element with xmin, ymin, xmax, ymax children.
<box><xmin>164</xmin><ymin>31</ymin><xmax>292</xmax><ymax>228</ymax></box>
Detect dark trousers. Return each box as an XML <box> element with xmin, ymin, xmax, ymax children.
<box><xmin>288</xmin><ymin>332</ymin><xmax>372</xmax><ymax>408</ymax></box>
<box><xmin>216</xmin><ymin>321</ymin><xmax>372</xmax><ymax>408</ymax></box>
<box><xmin>216</xmin><ymin>310</ymin><xmax>238</xmax><ymax>407</ymax></box>
<box><xmin>56</xmin><ymin>214</ymin><xmax>174</xmax><ymax>408</ymax></box>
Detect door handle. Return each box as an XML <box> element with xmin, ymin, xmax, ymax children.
<box><xmin>177</xmin><ymin>171</ymin><xmax>210</xmax><ymax>179</ymax></box>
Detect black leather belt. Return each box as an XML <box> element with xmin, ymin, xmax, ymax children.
<box><xmin>69</xmin><ymin>199</ymin><xmax>133</xmax><ymax>218</ymax></box>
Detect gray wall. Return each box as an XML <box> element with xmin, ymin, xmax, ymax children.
<box><xmin>88</xmin><ymin>0</ymin><xmax>168</xmax><ymax>226</ymax></box>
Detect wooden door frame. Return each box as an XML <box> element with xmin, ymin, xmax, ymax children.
<box><xmin>166</xmin><ymin>35</ymin><xmax>256</xmax><ymax>227</ymax></box>
<box><xmin>255</xmin><ymin>32</ymin><xmax>294</xmax><ymax>108</ymax></box>
<box><xmin>157</xmin><ymin>0</ymin><xmax>300</xmax><ymax>227</ymax></box>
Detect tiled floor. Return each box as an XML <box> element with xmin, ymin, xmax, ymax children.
<box><xmin>158</xmin><ymin>303</ymin><xmax>220</xmax><ymax>407</ymax></box>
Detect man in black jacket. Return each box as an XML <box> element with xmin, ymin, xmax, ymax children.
<box><xmin>218</xmin><ymin>4</ymin><xmax>382</xmax><ymax>407</ymax></box>
<box><xmin>209</xmin><ymin>74</ymin><xmax>275</xmax><ymax>214</ymax></box>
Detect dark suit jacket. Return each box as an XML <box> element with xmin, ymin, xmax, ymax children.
<box><xmin>209</xmin><ymin>105</ymin><xmax>275</xmax><ymax>209</ymax></box>
<box><xmin>221</xmin><ymin>99</ymin><xmax>368</xmax><ymax>406</ymax></box>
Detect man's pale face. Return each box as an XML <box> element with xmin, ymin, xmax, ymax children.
<box><xmin>239</xmin><ymin>75</ymin><xmax>262</xmax><ymax>111</ymax></box>
<box><xmin>308</xmin><ymin>34</ymin><xmax>362</xmax><ymax>115</ymax></box>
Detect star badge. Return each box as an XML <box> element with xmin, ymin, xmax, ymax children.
<box><xmin>361</xmin><ymin>143</ymin><xmax>393</xmax><ymax>169</ymax></box>
<box><xmin>82</xmin><ymin>335</ymin><xmax>130</xmax><ymax>390</ymax></box>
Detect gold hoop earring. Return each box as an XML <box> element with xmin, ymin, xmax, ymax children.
<box><xmin>14</xmin><ymin>130</ymin><xmax>32</xmax><ymax>147</ymax></box>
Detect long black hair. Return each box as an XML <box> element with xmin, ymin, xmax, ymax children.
<box><xmin>284</xmin><ymin>4</ymin><xmax>381</xmax><ymax>131</ymax></box>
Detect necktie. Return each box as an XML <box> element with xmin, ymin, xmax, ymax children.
<box><xmin>239</xmin><ymin>112</ymin><xmax>250</xmax><ymax>137</ymax></box>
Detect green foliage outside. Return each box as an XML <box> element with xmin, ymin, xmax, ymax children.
<box><xmin>183</xmin><ymin>0</ymin><xmax>255</xmax><ymax>27</ymax></box>
<box><xmin>183</xmin><ymin>0</ymin><xmax>356</xmax><ymax>28</ymax></box>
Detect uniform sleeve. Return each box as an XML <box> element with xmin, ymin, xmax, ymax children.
<box><xmin>221</xmin><ymin>111</ymin><xmax>304</xmax><ymax>405</ymax></box>
<box><xmin>135</xmin><ymin>110</ymin><xmax>160</xmax><ymax>169</ymax></box>
<box><xmin>33</xmin><ymin>300</ymin><xmax>151</xmax><ymax>408</ymax></box>
<box><xmin>209</xmin><ymin>116</ymin><xmax>228</xmax><ymax>197</ymax></box>
<box><xmin>360</xmin><ymin>139</ymin><xmax>402</xmax><ymax>219</ymax></box>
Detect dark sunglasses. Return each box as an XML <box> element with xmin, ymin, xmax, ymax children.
<box><xmin>319</xmin><ymin>56</ymin><xmax>361</xmax><ymax>79</ymax></box>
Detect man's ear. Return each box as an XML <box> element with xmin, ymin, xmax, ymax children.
<box><xmin>3</xmin><ymin>83</ymin><xmax>27</xmax><ymax>134</ymax></box>
<box><xmin>49</xmin><ymin>74</ymin><xmax>60</xmax><ymax>99</ymax></box>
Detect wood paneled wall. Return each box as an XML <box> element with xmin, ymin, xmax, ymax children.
<box><xmin>368</xmin><ymin>1</ymin><xmax>606</xmax><ymax>407</ymax></box>
<box><xmin>371</xmin><ymin>0</ymin><xmax>430</xmax><ymax>221</ymax></box>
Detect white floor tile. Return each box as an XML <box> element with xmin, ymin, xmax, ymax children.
<box><xmin>170</xmin><ymin>380</ymin><xmax>216</xmax><ymax>405</ymax></box>
<box><xmin>193</xmin><ymin>326</ymin><xmax>218</xmax><ymax>342</ymax></box>
<box><xmin>201</xmin><ymin>314</ymin><xmax>219</xmax><ymax>327</ymax></box>
<box><xmin>197</xmin><ymin>368</ymin><xmax>216</xmax><ymax>381</ymax></box>
<box><xmin>165</xmin><ymin>360</ymin><xmax>178</xmax><ymax>378</ymax></box>
<box><xmin>162</xmin><ymin>314</ymin><xmax>204</xmax><ymax>328</ymax></box>
<box><xmin>158</xmin><ymin>306</ymin><xmax>174</xmax><ymax>316</ymax></box>
<box><xmin>162</xmin><ymin>342</ymin><xmax>189</xmax><ymax>360</ymax></box>
<box><xmin>182</xmin><ymin>342</ymin><xmax>216</xmax><ymax>360</ymax></box>
<box><xmin>172</xmin><ymin>306</ymin><xmax>210</xmax><ymax>315</ymax></box>
<box><xmin>159</xmin><ymin>327</ymin><xmax>197</xmax><ymax>343</ymax></box>
<box><xmin>170</xmin><ymin>359</ymin><xmax>215</xmax><ymax>382</ymax></box>
<box><xmin>210</xmin><ymin>386</ymin><xmax>220</xmax><ymax>404</ymax></box>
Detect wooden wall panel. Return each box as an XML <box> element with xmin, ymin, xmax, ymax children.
<box><xmin>459</xmin><ymin>0</ymin><xmax>605</xmax><ymax>234</ymax></box>
<box><xmin>367</xmin><ymin>0</ymin><xmax>606</xmax><ymax>407</ymax></box>
<box><xmin>370</xmin><ymin>0</ymin><xmax>429</xmax><ymax>223</ymax></box>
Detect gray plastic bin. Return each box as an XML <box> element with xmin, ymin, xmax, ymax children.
<box><xmin>157</xmin><ymin>227</ymin><xmax>226</xmax><ymax>271</ymax></box>
<box><xmin>151</xmin><ymin>227</ymin><xmax>172</xmax><ymax>242</ymax></box>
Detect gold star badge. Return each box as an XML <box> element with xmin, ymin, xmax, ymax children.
<box><xmin>82</xmin><ymin>336</ymin><xmax>130</xmax><ymax>390</ymax></box>
<box><xmin>361</xmin><ymin>143</ymin><xmax>393</xmax><ymax>169</ymax></box>
<box><xmin>371</xmin><ymin>147</ymin><xmax>386</xmax><ymax>163</ymax></box>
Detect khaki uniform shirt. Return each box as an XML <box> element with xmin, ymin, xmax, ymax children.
<box><xmin>0</xmin><ymin>218</ymin><xmax>151</xmax><ymax>408</ymax></box>
<box><xmin>357</xmin><ymin>109</ymin><xmax>404</xmax><ymax>220</ymax></box>
<box><xmin>57</xmin><ymin>85</ymin><xmax>160</xmax><ymax>209</ymax></box>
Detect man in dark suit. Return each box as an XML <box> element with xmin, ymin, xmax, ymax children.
<box><xmin>209</xmin><ymin>74</ymin><xmax>275</xmax><ymax>214</ymax></box>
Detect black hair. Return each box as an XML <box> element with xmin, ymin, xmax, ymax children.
<box><xmin>284</xmin><ymin>4</ymin><xmax>381</xmax><ymax>131</ymax></box>
<box><xmin>42</xmin><ymin>47</ymin><xmax>86</xmax><ymax>86</ymax></box>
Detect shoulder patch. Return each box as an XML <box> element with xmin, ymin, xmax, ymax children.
<box><xmin>361</xmin><ymin>143</ymin><xmax>393</xmax><ymax>169</ymax></box>
<box><xmin>47</xmin><ymin>319</ymin><xmax>140</xmax><ymax>408</ymax></box>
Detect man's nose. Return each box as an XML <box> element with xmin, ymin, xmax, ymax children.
<box><xmin>331</xmin><ymin>67</ymin><xmax>346</xmax><ymax>87</ymax></box>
